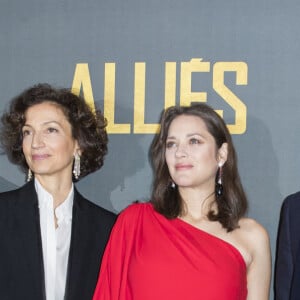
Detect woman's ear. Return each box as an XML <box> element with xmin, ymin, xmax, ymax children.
<box><xmin>218</xmin><ymin>143</ymin><xmax>228</xmax><ymax>166</ymax></box>
<box><xmin>74</xmin><ymin>141</ymin><xmax>82</xmax><ymax>156</ymax></box>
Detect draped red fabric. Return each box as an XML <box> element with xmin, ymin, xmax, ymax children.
<box><xmin>93</xmin><ymin>203</ymin><xmax>247</xmax><ymax>300</ymax></box>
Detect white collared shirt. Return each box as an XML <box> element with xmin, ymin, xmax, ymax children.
<box><xmin>35</xmin><ymin>179</ymin><xmax>74</xmax><ymax>300</ymax></box>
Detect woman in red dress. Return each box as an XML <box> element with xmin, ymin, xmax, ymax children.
<box><xmin>93</xmin><ymin>103</ymin><xmax>271</xmax><ymax>300</ymax></box>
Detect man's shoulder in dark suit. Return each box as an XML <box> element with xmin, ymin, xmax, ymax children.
<box><xmin>283</xmin><ymin>191</ymin><xmax>300</xmax><ymax>207</ymax></box>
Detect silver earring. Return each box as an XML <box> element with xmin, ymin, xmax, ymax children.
<box><xmin>27</xmin><ymin>169</ymin><xmax>33</xmax><ymax>182</ymax></box>
<box><xmin>171</xmin><ymin>181</ymin><xmax>176</xmax><ymax>189</ymax></box>
<box><xmin>73</xmin><ymin>153</ymin><xmax>81</xmax><ymax>179</ymax></box>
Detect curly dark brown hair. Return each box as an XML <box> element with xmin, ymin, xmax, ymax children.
<box><xmin>150</xmin><ymin>103</ymin><xmax>248</xmax><ymax>232</ymax></box>
<box><xmin>0</xmin><ymin>83</ymin><xmax>108</xmax><ymax>181</ymax></box>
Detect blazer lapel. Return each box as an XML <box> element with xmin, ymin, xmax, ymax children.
<box><xmin>63</xmin><ymin>189</ymin><xmax>115</xmax><ymax>300</ymax></box>
<box><xmin>15</xmin><ymin>182</ymin><xmax>46</xmax><ymax>300</ymax></box>
<box><xmin>64</xmin><ymin>190</ymin><xmax>94</xmax><ymax>300</ymax></box>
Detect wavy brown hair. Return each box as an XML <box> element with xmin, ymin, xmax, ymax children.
<box><xmin>0</xmin><ymin>83</ymin><xmax>108</xmax><ymax>181</ymax></box>
<box><xmin>150</xmin><ymin>103</ymin><xmax>247</xmax><ymax>231</ymax></box>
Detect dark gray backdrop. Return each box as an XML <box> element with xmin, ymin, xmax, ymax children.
<box><xmin>1</xmin><ymin>1</ymin><xmax>300</xmax><ymax>298</ymax></box>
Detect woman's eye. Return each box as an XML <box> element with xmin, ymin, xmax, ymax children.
<box><xmin>47</xmin><ymin>127</ymin><xmax>58</xmax><ymax>133</ymax></box>
<box><xmin>166</xmin><ymin>141</ymin><xmax>176</xmax><ymax>149</ymax></box>
<box><xmin>22</xmin><ymin>130</ymin><xmax>31</xmax><ymax>137</ymax></box>
<box><xmin>190</xmin><ymin>138</ymin><xmax>200</xmax><ymax>144</ymax></box>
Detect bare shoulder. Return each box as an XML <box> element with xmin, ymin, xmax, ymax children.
<box><xmin>237</xmin><ymin>217</ymin><xmax>270</xmax><ymax>252</ymax></box>
<box><xmin>239</xmin><ymin>216</ymin><xmax>266</xmax><ymax>230</ymax></box>
<box><xmin>237</xmin><ymin>218</ymin><xmax>271</xmax><ymax>299</ymax></box>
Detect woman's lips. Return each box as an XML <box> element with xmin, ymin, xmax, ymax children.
<box><xmin>175</xmin><ymin>164</ymin><xmax>193</xmax><ymax>170</ymax></box>
<box><xmin>32</xmin><ymin>154</ymin><xmax>49</xmax><ymax>161</ymax></box>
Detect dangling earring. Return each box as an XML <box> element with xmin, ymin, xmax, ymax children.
<box><xmin>215</xmin><ymin>163</ymin><xmax>223</xmax><ymax>197</ymax></box>
<box><xmin>168</xmin><ymin>178</ymin><xmax>176</xmax><ymax>189</ymax></box>
<box><xmin>73</xmin><ymin>153</ymin><xmax>81</xmax><ymax>180</ymax></box>
<box><xmin>27</xmin><ymin>168</ymin><xmax>33</xmax><ymax>182</ymax></box>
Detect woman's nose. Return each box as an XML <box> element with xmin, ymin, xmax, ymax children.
<box><xmin>31</xmin><ymin>132</ymin><xmax>44</xmax><ymax>148</ymax></box>
<box><xmin>175</xmin><ymin>144</ymin><xmax>188</xmax><ymax>158</ymax></box>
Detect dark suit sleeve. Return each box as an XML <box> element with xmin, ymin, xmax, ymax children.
<box><xmin>275</xmin><ymin>197</ymin><xmax>293</xmax><ymax>300</ymax></box>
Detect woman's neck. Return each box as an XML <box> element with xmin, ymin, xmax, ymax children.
<box><xmin>179</xmin><ymin>188</ymin><xmax>216</xmax><ymax>220</ymax></box>
<box><xmin>35</xmin><ymin>175</ymin><xmax>73</xmax><ymax>209</ymax></box>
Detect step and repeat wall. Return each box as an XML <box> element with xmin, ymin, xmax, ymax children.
<box><xmin>1</xmin><ymin>1</ymin><xmax>300</xmax><ymax>298</ymax></box>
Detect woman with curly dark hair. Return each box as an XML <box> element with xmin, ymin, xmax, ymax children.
<box><xmin>0</xmin><ymin>83</ymin><xmax>116</xmax><ymax>300</ymax></box>
<box><xmin>93</xmin><ymin>103</ymin><xmax>271</xmax><ymax>300</ymax></box>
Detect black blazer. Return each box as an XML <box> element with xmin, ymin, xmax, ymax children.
<box><xmin>275</xmin><ymin>191</ymin><xmax>300</xmax><ymax>300</ymax></box>
<box><xmin>0</xmin><ymin>181</ymin><xmax>116</xmax><ymax>300</ymax></box>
